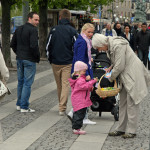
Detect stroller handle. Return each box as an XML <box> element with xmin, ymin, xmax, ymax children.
<box><xmin>93</xmin><ymin>59</ymin><xmax>111</xmax><ymax>65</ymax></box>
<box><xmin>93</xmin><ymin>59</ymin><xmax>111</xmax><ymax>69</ymax></box>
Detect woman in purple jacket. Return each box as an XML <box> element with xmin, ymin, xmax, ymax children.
<box><xmin>71</xmin><ymin>23</ymin><xmax>95</xmax><ymax>80</ymax></box>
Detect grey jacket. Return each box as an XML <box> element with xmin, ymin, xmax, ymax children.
<box><xmin>107</xmin><ymin>36</ymin><xmax>150</xmax><ymax>104</ymax></box>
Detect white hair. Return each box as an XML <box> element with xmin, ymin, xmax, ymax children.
<box><xmin>92</xmin><ymin>33</ymin><xmax>108</xmax><ymax>49</ymax></box>
<box><xmin>107</xmin><ymin>22</ymin><xmax>111</xmax><ymax>26</ymax></box>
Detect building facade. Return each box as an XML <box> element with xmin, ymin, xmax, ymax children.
<box><xmin>101</xmin><ymin>0</ymin><xmax>150</xmax><ymax>23</ymax></box>
<box><xmin>102</xmin><ymin>0</ymin><xmax>133</xmax><ymax>22</ymax></box>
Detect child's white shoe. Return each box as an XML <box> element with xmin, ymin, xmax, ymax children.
<box><xmin>67</xmin><ymin>110</ymin><xmax>73</xmax><ymax>122</ymax></box>
<box><xmin>83</xmin><ymin>119</ymin><xmax>96</xmax><ymax>125</ymax></box>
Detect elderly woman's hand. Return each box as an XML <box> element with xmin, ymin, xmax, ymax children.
<box><xmin>105</xmin><ymin>66</ymin><xmax>112</xmax><ymax>73</ymax></box>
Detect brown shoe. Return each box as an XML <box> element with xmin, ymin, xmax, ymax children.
<box><xmin>108</xmin><ymin>131</ymin><xmax>125</xmax><ymax>136</ymax></box>
<box><xmin>122</xmin><ymin>133</ymin><xmax>136</xmax><ymax>139</ymax></box>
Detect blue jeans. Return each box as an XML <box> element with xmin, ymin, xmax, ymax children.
<box><xmin>16</xmin><ymin>59</ymin><xmax>36</xmax><ymax>109</ymax></box>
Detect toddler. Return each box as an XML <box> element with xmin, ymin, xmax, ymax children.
<box><xmin>68</xmin><ymin>61</ymin><xmax>98</xmax><ymax>135</ymax></box>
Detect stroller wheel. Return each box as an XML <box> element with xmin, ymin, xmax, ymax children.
<box><xmin>113</xmin><ymin>104</ymin><xmax>119</xmax><ymax>121</ymax></box>
<box><xmin>91</xmin><ymin>101</ymin><xmax>99</xmax><ymax>109</ymax></box>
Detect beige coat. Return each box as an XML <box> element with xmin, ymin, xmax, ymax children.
<box><xmin>107</xmin><ymin>36</ymin><xmax>150</xmax><ymax>104</ymax></box>
<box><xmin>0</xmin><ymin>50</ymin><xmax>9</xmax><ymax>81</ymax></box>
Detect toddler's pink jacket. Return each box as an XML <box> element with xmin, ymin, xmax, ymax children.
<box><xmin>68</xmin><ymin>75</ymin><xmax>97</xmax><ymax>112</ymax></box>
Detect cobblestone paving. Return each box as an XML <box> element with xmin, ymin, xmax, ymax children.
<box><xmin>0</xmin><ymin>74</ymin><xmax>54</xmax><ymax>107</ymax></box>
<box><xmin>26</xmin><ymin>113</ymin><xmax>96</xmax><ymax>150</ymax></box>
<box><xmin>1</xmin><ymin>90</ymin><xmax>57</xmax><ymax>141</ymax></box>
<box><xmin>0</xmin><ymin>61</ymin><xmax>57</xmax><ymax>141</ymax></box>
<box><xmin>0</xmin><ymin>61</ymin><xmax>51</xmax><ymax>107</ymax></box>
<box><xmin>1</xmin><ymin>61</ymin><xmax>149</xmax><ymax>150</ymax></box>
<box><xmin>102</xmin><ymin>88</ymin><xmax>150</xmax><ymax>150</ymax></box>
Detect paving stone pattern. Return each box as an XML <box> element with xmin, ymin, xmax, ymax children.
<box><xmin>102</xmin><ymin>88</ymin><xmax>150</xmax><ymax>150</ymax></box>
<box><xmin>1</xmin><ymin>61</ymin><xmax>149</xmax><ymax>150</ymax></box>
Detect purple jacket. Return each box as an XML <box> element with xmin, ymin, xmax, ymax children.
<box><xmin>68</xmin><ymin>75</ymin><xmax>97</xmax><ymax>112</ymax></box>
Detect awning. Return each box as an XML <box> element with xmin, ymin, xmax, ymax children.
<box><xmin>70</xmin><ymin>10</ymin><xmax>86</xmax><ymax>15</ymax></box>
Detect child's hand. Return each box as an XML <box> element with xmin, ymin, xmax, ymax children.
<box><xmin>91</xmin><ymin>87</ymin><xmax>94</xmax><ymax>91</ymax></box>
<box><xmin>86</xmin><ymin>75</ymin><xmax>91</xmax><ymax>81</ymax></box>
<box><xmin>94</xmin><ymin>77</ymin><xmax>98</xmax><ymax>82</ymax></box>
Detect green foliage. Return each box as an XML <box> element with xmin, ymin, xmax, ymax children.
<box><xmin>11</xmin><ymin>8</ymin><xmax>22</xmax><ymax>17</ymax></box>
<box><xmin>10</xmin><ymin>0</ymin><xmax>23</xmax><ymax>17</ymax></box>
<box><xmin>28</xmin><ymin>0</ymin><xmax>116</xmax><ymax>13</ymax></box>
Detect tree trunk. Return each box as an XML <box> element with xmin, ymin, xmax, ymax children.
<box><xmin>1</xmin><ymin>0</ymin><xmax>13</xmax><ymax>67</ymax></box>
<box><xmin>39</xmin><ymin>0</ymin><xmax>48</xmax><ymax>58</ymax></box>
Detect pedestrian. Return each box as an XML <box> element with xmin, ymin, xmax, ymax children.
<box><xmin>134</xmin><ymin>22</ymin><xmax>150</xmax><ymax>67</ymax></box>
<box><xmin>101</xmin><ymin>22</ymin><xmax>117</xmax><ymax>36</ymax></box>
<box><xmin>92</xmin><ymin>34</ymin><xmax>150</xmax><ymax>138</ymax></box>
<box><xmin>71</xmin><ymin>23</ymin><xmax>94</xmax><ymax>80</ymax></box>
<box><xmin>131</xmin><ymin>23</ymin><xmax>138</xmax><ymax>44</ymax></box>
<box><xmin>122</xmin><ymin>24</ymin><xmax>134</xmax><ymax>50</ymax></box>
<box><xmin>68</xmin><ymin>61</ymin><xmax>98</xmax><ymax>135</ymax></box>
<box><xmin>67</xmin><ymin>23</ymin><xmax>97</xmax><ymax>125</ymax></box>
<box><xmin>137</xmin><ymin>23</ymin><xmax>142</xmax><ymax>32</ymax></box>
<box><xmin>0</xmin><ymin>49</ymin><xmax>9</xmax><ymax>99</ymax></box>
<box><xmin>46</xmin><ymin>9</ymin><xmax>78</xmax><ymax>116</ymax></box>
<box><xmin>114</xmin><ymin>22</ymin><xmax>124</xmax><ymax>36</ymax></box>
<box><xmin>10</xmin><ymin>12</ymin><xmax>40</xmax><ymax>112</ymax></box>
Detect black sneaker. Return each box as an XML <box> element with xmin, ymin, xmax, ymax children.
<box><xmin>108</xmin><ymin>131</ymin><xmax>125</xmax><ymax>136</ymax></box>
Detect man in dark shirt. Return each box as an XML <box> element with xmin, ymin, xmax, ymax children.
<box><xmin>11</xmin><ymin>12</ymin><xmax>40</xmax><ymax>112</ymax></box>
<box><xmin>46</xmin><ymin>9</ymin><xmax>78</xmax><ymax>116</ymax></box>
<box><xmin>135</xmin><ymin>22</ymin><xmax>150</xmax><ymax>67</ymax></box>
<box><xmin>114</xmin><ymin>23</ymin><xmax>124</xmax><ymax>36</ymax></box>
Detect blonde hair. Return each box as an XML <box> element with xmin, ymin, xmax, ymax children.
<box><xmin>81</xmin><ymin>23</ymin><xmax>95</xmax><ymax>33</ymax></box>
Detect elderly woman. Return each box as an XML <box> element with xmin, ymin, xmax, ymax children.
<box><xmin>0</xmin><ymin>49</ymin><xmax>9</xmax><ymax>99</ymax></box>
<box><xmin>101</xmin><ymin>23</ymin><xmax>117</xmax><ymax>37</ymax></box>
<box><xmin>92</xmin><ymin>33</ymin><xmax>150</xmax><ymax>138</ymax></box>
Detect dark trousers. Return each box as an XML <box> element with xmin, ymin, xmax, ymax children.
<box><xmin>138</xmin><ymin>49</ymin><xmax>148</xmax><ymax>67</ymax></box>
<box><xmin>148</xmin><ymin>60</ymin><xmax>150</xmax><ymax>70</ymax></box>
<box><xmin>72</xmin><ymin>108</ymin><xmax>87</xmax><ymax>130</ymax></box>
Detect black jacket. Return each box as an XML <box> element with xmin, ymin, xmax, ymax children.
<box><xmin>122</xmin><ymin>33</ymin><xmax>134</xmax><ymax>50</ymax></box>
<box><xmin>46</xmin><ymin>19</ymin><xmax>78</xmax><ymax>65</ymax></box>
<box><xmin>10</xmin><ymin>23</ymin><xmax>40</xmax><ymax>63</ymax></box>
<box><xmin>134</xmin><ymin>30</ymin><xmax>150</xmax><ymax>51</ymax></box>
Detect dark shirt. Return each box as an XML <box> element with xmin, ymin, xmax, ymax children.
<box><xmin>115</xmin><ymin>28</ymin><xmax>124</xmax><ymax>36</ymax></box>
<box><xmin>46</xmin><ymin>19</ymin><xmax>78</xmax><ymax>65</ymax></box>
<box><xmin>10</xmin><ymin>23</ymin><xmax>40</xmax><ymax>63</ymax></box>
<box><xmin>135</xmin><ymin>30</ymin><xmax>150</xmax><ymax>51</ymax></box>
<box><xmin>122</xmin><ymin>33</ymin><xmax>134</xmax><ymax>50</ymax></box>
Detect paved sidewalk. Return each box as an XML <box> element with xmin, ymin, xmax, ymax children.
<box><xmin>3</xmin><ymin>51</ymin><xmax>149</xmax><ymax>150</ymax></box>
<box><xmin>0</xmin><ymin>54</ymin><xmax>115</xmax><ymax>150</ymax></box>
<box><xmin>69</xmin><ymin>112</ymin><xmax>114</xmax><ymax>150</ymax></box>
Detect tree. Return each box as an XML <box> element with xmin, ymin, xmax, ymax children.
<box><xmin>0</xmin><ymin>0</ymin><xmax>22</xmax><ymax>67</ymax></box>
<box><xmin>0</xmin><ymin>0</ymin><xmax>119</xmax><ymax>66</ymax></box>
<box><xmin>1</xmin><ymin>0</ymin><xmax>14</xmax><ymax>67</ymax></box>
<box><xmin>38</xmin><ymin>0</ymin><xmax>48</xmax><ymax>58</ymax></box>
